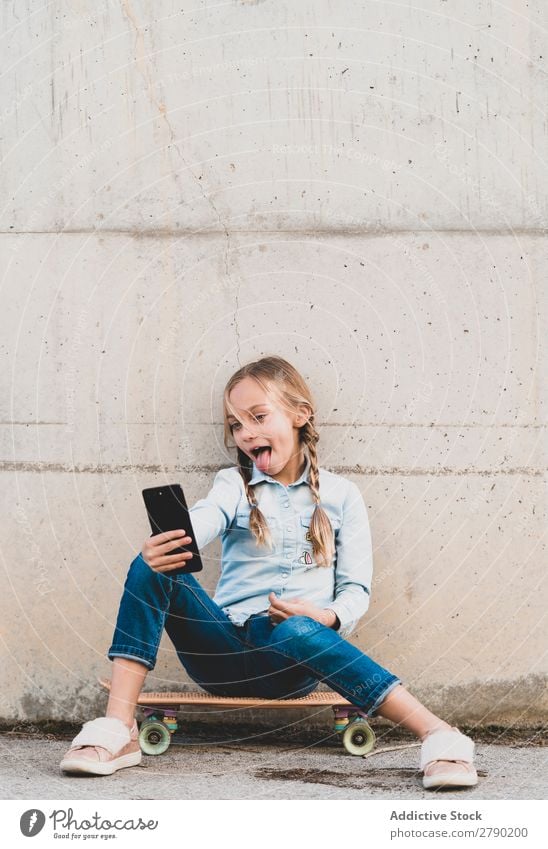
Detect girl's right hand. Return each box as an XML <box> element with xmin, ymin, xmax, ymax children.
<box><xmin>141</xmin><ymin>529</ymin><xmax>194</xmax><ymax>573</ymax></box>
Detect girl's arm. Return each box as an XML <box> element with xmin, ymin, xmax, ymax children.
<box><xmin>187</xmin><ymin>468</ymin><xmax>242</xmax><ymax>550</ymax></box>
<box><xmin>327</xmin><ymin>480</ymin><xmax>373</xmax><ymax>638</ymax></box>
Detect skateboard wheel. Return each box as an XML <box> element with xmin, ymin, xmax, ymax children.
<box><xmin>342</xmin><ymin>719</ymin><xmax>375</xmax><ymax>756</ymax></box>
<box><xmin>139</xmin><ymin>720</ymin><xmax>171</xmax><ymax>755</ymax></box>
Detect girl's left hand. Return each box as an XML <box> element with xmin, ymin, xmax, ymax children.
<box><xmin>267</xmin><ymin>592</ymin><xmax>326</xmax><ymax>625</ymax></box>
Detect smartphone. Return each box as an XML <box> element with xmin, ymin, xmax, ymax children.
<box><xmin>142</xmin><ymin>483</ymin><xmax>203</xmax><ymax>575</ymax></box>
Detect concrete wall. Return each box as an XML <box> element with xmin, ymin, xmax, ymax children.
<box><xmin>1</xmin><ymin>1</ymin><xmax>546</xmax><ymax>726</ymax></box>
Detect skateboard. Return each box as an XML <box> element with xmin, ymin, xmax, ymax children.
<box><xmin>98</xmin><ymin>678</ymin><xmax>376</xmax><ymax>757</ymax></box>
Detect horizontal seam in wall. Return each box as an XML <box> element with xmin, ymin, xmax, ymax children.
<box><xmin>1</xmin><ymin>228</ymin><xmax>547</xmax><ymax>237</ymax></box>
<box><xmin>0</xmin><ymin>461</ymin><xmax>545</xmax><ymax>476</ymax></box>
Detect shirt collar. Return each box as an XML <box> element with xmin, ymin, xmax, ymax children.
<box><xmin>249</xmin><ymin>453</ymin><xmax>311</xmax><ymax>487</ymax></box>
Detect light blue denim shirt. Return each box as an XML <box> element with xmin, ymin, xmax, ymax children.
<box><xmin>188</xmin><ymin>455</ymin><xmax>372</xmax><ymax>638</ymax></box>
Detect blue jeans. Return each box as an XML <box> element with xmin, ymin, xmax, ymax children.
<box><xmin>107</xmin><ymin>554</ymin><xmax>402</xmax><ymax>717</ymax></box>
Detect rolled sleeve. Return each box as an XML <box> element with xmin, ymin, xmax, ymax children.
<box><xmin>329</xmin><ymin>480</ymin><xmax>373</xmax><ymax>638</ymax></box>
<box><xmin>188</xmin><ymin>468</ymin><xmax>242</xmax><ymax>551</ymax></box>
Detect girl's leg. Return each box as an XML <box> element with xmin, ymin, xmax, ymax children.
<box><xmin>105</xmin><ymin>657</ymin><xmax>149</xmax><ymax>728</ymax></box>
<box><xmin>266</xmin><ymin>615</ymin><xmax>451</xmax><ymax>736</ymax></box>
<box><xmin>264</xmin><ymin>615</ymin><xmax>403</xmax><ymax>715</ymax></box>
<box><xmin>107</xmin><ymin>553</ymin><xmax>253</xmax><ymax>693</ymax></box>
<box><xmin>70</xmin><ymin>554</ymin><xmax>252</xmax><ymax>763</ymax></box>
<box><xmin>263</xmin><ymin>615</ymin><xmax>473</xmax><ymax>783</ymax></box>
<box><xmin>259</xmin><ymin>613</ymin><xmax>451</xmax><ymax>736</ymax></box>
<box><xmin>373</xmin><ymin>680</ymin><xmax>451</xmax><ymax>739</ymax></box>
<box><xmin>231</xmin><ymin>613</ymin><xmax>321</xmax><ymax>699</ymax></box>
<box><xmin>373</xmin><ymin>683</ymin><xmax>471</xmax><ymax>783</ymax></box>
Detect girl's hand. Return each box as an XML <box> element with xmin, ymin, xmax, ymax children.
<box><xmin>141</xmin><ymin>529</ymin><xmax>194</xmax><ymax>573</ymax></box>
<box><xmin>267</xmin><ymin>592</ymin><xmax>331</xmax><ymax>626</ymax></box>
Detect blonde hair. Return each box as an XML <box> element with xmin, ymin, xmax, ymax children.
<box><xmin>222</xmin><ymin>356</ymin><xmax>335</xmax><ymax>567</ymax></box>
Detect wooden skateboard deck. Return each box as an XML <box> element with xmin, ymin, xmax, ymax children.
<box><xmin>99</xmin><ymin>677</ymin><xmax>350</xmax><ymax>709</ymax></box>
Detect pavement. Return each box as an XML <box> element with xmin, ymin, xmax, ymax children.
<box><xmin>1</xmin><ymin>722</ymin><xmax>546</xmax><ymax>800</ymax></box>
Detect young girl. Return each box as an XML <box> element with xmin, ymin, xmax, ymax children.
<box><xmin>60</xmin><ymin>356</ymin><xmax>478</xmax><ymax>789</ymax></box>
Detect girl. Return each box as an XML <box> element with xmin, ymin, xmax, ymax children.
<box><xmin>60</xmin><ymin>356</ymin><xmax>478</xmax><ymax>789</ymax></box>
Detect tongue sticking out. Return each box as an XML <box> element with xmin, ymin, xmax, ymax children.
<box><xmin>255</xmin><ymin>447</ymin><xmax>271</xmax><ymax>472</ymax></box>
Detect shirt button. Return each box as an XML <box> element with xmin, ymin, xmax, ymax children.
<box><xmin>284</xmin><ymin>502</ymin><xmax>290</xmax><ymax>508</ymax></box>
<box><xmin>285</xmin><ymin>553</ymin><xmax>291</xmax><ymax>560</ymax></box>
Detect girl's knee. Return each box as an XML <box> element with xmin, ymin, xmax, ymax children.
<box><xmin>128</xmin><ymin>554</ymin><xmax>201</xmax><ymax>591</ymax></box>
<box><xmin>125</xmin><ymin>553</ymin><xmax>167</xmax><ymax>592</ymax></box>
<box><xmin>128</xmin><ymin>552</ymin><xmax>152</xmax><ymax>579</ymax></box>
<box><xmin>274</xmin><ymin>615</ymin><xmax>322</xmax><ymax>640</ymax></box>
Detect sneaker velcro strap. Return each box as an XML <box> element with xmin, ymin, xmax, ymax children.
<box><xmin>70</xmin><ymin>717</ymin><xmax>131</xmax><ymax>756</ymax></box>
<box><xmin>420</xmin><ymin>730</ymin><xmax>475</xmax><ymax>770</ymax></box>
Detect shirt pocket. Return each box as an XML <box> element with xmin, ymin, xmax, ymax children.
<box><xmin>233</xmin><ymin>506</ymin><xmax>279</xmax><ymax>551</ymax></box>
<box><xmin>234</xmin><ymin>509</ymin><xmax>251</xmax><ymax>529</ymax></box>
<box><xmin>300</xmin><ymin>509</ymin><xmax>341</xmax><ymax>536</ymax></box>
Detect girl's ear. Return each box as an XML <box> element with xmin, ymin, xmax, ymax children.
<box><xmin>294</xmin><ymin>403</ymin><xmax>311</xmax><ymax>427</ymax></box>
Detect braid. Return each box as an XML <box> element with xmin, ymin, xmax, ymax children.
<box><xmin>301</xmin><ymin>419</ymin><xmax>336</xmax><ymax>567</ymax></box>
<box><xmin>303</xmin><ymin>421</ymin><xmax>321</xmax><ymax>506</ymax></box>
<box><xmin>236</xmin><ymin>448</ymin><xmax>274</xmax><ymax>550</ymax></box>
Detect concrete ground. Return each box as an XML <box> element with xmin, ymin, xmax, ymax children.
<box><xmin>1</xmin><ymin>723</ymin><xmax>546</xmax><ymax>800</ymax></box>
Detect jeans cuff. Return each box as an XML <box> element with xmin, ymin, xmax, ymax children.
<box><xmin>108</xmin><ymin>649</ymin><xmax>155</xmax><ymax>671</ymax></box>
<box><xmin>368</xmin><ymin>678</ymin><xmax>403</xmax><ymax>717</ymax></box>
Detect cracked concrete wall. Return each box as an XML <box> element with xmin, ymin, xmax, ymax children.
<box><xmin>1</xmin><ymin>1</ymin><xmax>546</xmax><ymax>726</ymax></box>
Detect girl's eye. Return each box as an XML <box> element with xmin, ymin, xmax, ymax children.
<box><xmin>229</xmin><ymin>413</ymin><xmax>267</xmax><ymax>431</ymax></box>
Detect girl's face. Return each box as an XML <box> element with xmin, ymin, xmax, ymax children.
<box><xmin>227</xmin><ymin>376</ymin><xmax>309</xmax><ymax>484</ymax></box>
